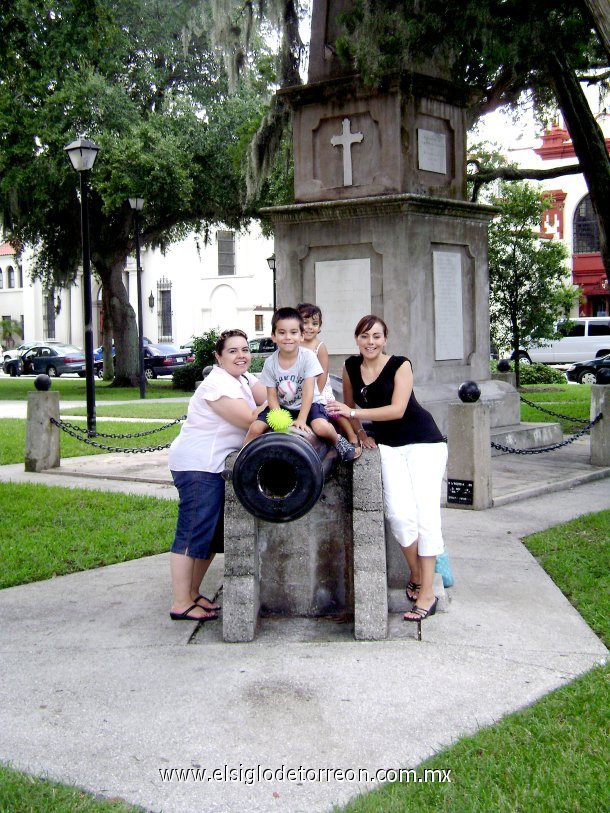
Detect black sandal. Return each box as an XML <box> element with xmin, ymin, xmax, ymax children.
<box><xmin>403</xmin><ymin>597</ymin><xmax>438</xmax><ymax>622</ymax></box>
<box><xmin>405</xmin><ymin>581</ymin><xmax>421</xmax><ymax>602</ymax></box>
<box><xmin>194</xmin><ymin>594</ymin><xmax>221</xmax><ymax>612</ymax></box>
<box><xmin>170</xmin><ymin>604</ymin><xmax>218</xmax><ymax>622</ymax></box>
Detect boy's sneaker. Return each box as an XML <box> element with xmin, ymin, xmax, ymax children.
<box><xmin>335</xmin><ymin>436</ymin><xmax>358</xmax><ymax>462</ymax></box>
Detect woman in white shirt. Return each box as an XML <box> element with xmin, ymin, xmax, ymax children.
<box><xmin>167</xmin><ymin>329</ymin><xmax>267</xmax><ymax>622</ymax></box>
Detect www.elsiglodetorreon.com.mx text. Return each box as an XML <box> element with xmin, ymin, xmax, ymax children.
<box><xmin>158</xmin><ymin>765</ymin><xmax>452</xmax><ymax>785</ymax></box>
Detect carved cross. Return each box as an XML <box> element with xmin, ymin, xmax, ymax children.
<box><xmin>330</xmin><ymin>117</ymin><xmax>363</xmax><ymax>186</ymax></box>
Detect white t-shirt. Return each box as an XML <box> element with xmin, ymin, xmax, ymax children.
<box><xmin>168</xmin><ymin>366</ymin><xmax>258</xmax><ymax>473</ymax></box>
<box><xmin>259</xmin><ymin>347</ymin><xmax>323</xmax><ymax>408</ymax></box>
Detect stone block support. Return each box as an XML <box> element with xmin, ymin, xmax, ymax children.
<box><xmin>447</xmin><ymin>401</ymin><xmax>493</xmax><ymax>510</ymax></box>
<box><xmin>222</xmin><ymin>470</ymin><xmax>260</xmax><ymax>643</ymax></box>
<box><xmin>352</xmin><ymin>448</ymin><xmax>388</xmax><ymax>640</ymax></box>
<box><xmin>222</xmin><ymin>446</ymin><xmax>390</xmax><ymax>642</ymax></box>
<box><xmin>25</xmin><ymin>391</ymin><xmax>60</xmax><ymax>472</ymax></box>
<box><xmin>590</xmin><ymin>385</ymin><xmax>610</xmax><ymax>467</ymax></box>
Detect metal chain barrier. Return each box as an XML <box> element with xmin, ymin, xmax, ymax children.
<box><xmin>519</xmin><ymin>395</ymin><xmax>589</xmax><ymax>424</ymax></box>
<box><xmin>55</xmin><ymin>416</ymin><xmax>186</xmax><ymax>439</ymax></box>
<box><xmin>491</xmin><ymin>413</ymin><xmax>602</xmax><ymax>455</ymax></box>
<box><xmin>50</xmin><ymin>416</ymin><xmax>185</xmax><ymax>454</ymax></box>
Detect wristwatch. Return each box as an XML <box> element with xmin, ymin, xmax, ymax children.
<box><xmin>349</xmin><ymin>409</ymin><xmax>356</xmax><ymax>419</ymax></box>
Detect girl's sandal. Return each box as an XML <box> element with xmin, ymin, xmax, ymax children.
<box><xmin>405</xmin><ymin>581</ymin><xmax>421</xmax><ymax>603</ymax></box>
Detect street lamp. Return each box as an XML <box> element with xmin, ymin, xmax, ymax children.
<box><xmin>267</xmin><ymin>253</ymin><xmax>277</xmax><ymax>311</ymax></box>
<box><xmin>129</xmin><ymin>196</ymin><xmax>146</xmax><ymax>399</ymax></box>
<box><xmin>64</xmin><ymin>136</ymin><xmax>100</xmax><ymax>435</ymax></box>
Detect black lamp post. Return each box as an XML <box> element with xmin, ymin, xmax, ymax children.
<box><xmin>267</xmin><ymin>253</ymin><xmax>277</xmax><ymax>311</ymax></box>
<box><xmin>64</xmin><ymin>136</ymin><xmax>99</xmax><ymax>435</ymax></box>
<box><xmin>129</xmin><ymin>196</ymin><xmax>146</xmax><ymax>399</ymax></box>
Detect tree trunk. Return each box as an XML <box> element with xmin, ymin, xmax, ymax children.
<box><xmin>547</xmin><ymin>51</ymin><xmax>610</xmax><ymax>284</ymax></box>
<box><xmin>582</xmin><ymin>0</ymin><xmax>610</xmax><ymax>60</ymax></box>
<box><xmin>101</xmin><ymin>286</ymin><xmax>114</xmax><ymax>380</ymax></box>
<box><xmin>102</xmin><ymin>260</ymin><xmax>140</xmax><ymax>386</ymax></box>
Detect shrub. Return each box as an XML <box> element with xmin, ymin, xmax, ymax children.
<box><xmin>172</xmin><ymin>362</ymin><xmax>202</xmax><ymax>391</ymax></box>
<box><xmin>248</xmin><ymin>356</ymin><xmax>266</xmax><ymax>373</ymax></box>
<box><xmin>518</xmin><ymin>363</ymin><xmax>567</xmax><ymax>386</ymax></box>
<box><xmin>192</xmin><ymin>330</ymin><xmax>219</xmax><ymax>369</ymax></box>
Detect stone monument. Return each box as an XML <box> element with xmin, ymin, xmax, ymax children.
<box><xmin>261</xmin><ymin>0</ymin><xmax>519</xmax><ymax>433</ymax></box>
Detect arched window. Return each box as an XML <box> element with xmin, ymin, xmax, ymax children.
<box><xmin>573</xmin><ymin>195</ymin><xmax>600</xmax><ymax>254</ymax></box>
<box><xmin>0</xmin><ymin>268</ymin><xmax>3</xmax><ymax>289</ymax></box>
<box><xmin>7</xmin><ymin>266</ymin><xmax>15</xmax><ymax>288</ymax></box>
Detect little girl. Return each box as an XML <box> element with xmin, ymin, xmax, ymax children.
<box><xmin>297</xmin><ymin>303</ymin><xmax>363</xmax><ymax>456</ymax></box>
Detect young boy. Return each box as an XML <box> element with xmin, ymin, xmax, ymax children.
<box><xmin>243</xmin><ymin>307</ymin><xmax>358</xmax><ymax>461</ymax></box>
<box><xmin>297</xmin><ymin>302</ymin><xmax>363</xmax><ymax>455</ymax></box>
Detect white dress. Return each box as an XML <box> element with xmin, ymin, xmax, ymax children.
<box><xmin>315</xmin><ymin>341</ymin><xmax>335</xmax><ymax>403</ymax></box>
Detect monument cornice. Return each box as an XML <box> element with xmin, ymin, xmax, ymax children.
<box><xmin>261</xmin><ymin>194</ymin><xmax>497</xmax><ymax>224</ymax></box>
<box><xmin>277</xmin><ymin>70</ymin><xmax>472</xmax><ymax>109</ymax></box>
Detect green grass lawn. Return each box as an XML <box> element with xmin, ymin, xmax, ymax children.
<box><xmin>0</xmin><ymin>376</ymin><xmax>189</xmax><ymax>401</ymax></box>
<box><xmin>0</xmin><ymin>483</ymin><xmax>176</xmax><ymax>589</ymax></box>
<box><xmin>61</xmin><ymin>401</ymin><xmax>188</xmax><ymax>419</ymax></box>
<box><xmin>0</xmin><ymin>480</ymin><xmax>608</xmax><ymax>811</ymax></box>
<box><xmin>0</xmin><ymin>418</ymin><xmax>182</xmax><ymax>465</ymax></box>
<box><xmin>519</xmin><ymin>384</ymin><xmax>592</xmax><ymax>432</ymax></box>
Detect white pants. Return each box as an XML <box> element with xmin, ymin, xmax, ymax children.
<box><xmin>379</xmin><ymin>442</ymin><xmax>448</xmax><ymax>557</ymax></box>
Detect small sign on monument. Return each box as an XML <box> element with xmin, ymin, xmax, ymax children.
<box><xmin>447</xmin><ymin>478</ymin><xmax>474</xmax><ymax>505</ymax></box>
<box><xmin>417</xmin><ymin>129</ymin><xmax>447</xmax><ymax>174</ymax></box>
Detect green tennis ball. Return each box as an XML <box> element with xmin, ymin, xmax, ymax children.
<box><xmin>267</xmin><ymin>408</ymin><xmax>293</xmax><ymax>432</ymax></box>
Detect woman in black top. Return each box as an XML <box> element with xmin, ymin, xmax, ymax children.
<box><xmin>327</xmin><ymin>315</ymin><xmax>447</xmax><ymax>622</ymax></box>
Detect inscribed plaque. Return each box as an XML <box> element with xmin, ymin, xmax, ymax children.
<box><xmin>315</xmin><ymin>259</ymin><xmax>371</xmax><ymax>354</ymax></box>
<box><xmin>418</xmin><ymin>129</ymin><xmax>447</xmax><ymax>174</ymax></box>
<box><xmin>433</xmin><ymin>251</ymin><xmax>463</xmax><ymax>360</ymax></box>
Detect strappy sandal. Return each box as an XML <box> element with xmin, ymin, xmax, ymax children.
<box><xmin>170</xmin><ymin>604</ymin><xmax>218</xmax><ymax>622</ymax></box>
<box><xmin>194</xmin><ymin>594</ymin><xmax>221</xmax><ymax>612</ymax></box>
<box><xmin>405</xmin><ymin>581</ymin><xmax>421</xmax><ymax>603</ymax></box>
<box><xmin>403</xmin><ymin>597</ymin><xmax>438</xmax><ymax>622</ymax></box>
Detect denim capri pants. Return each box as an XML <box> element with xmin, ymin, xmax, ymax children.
<box><xmin>170</xmin><ymin>470</ymin><xmax>225</xmax><ymax>559</ymax></box>
<box><xmin>257</xmin><ymin>402</ymin><xmax>329</xmax><ymax>424</ymax></box>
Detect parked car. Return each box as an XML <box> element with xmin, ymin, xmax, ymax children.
<box><xmin>3</xmin><ymin>339</ymin><xmax>63</xmax><ymax>364</ymax></box>
<box><xmin>248</xmin><ymin>337</ymin><xmax>276</xmax><ymax>357</ymax></box>
<box><xmin>3</xmin><ymin>343</ymin><xmax>86</xmax><ymax>377</ymax></box>
<box><xmin>565</xmin><ymin>353</ymin><xmax>610</xmax><ymax>384</ymax></box>
<box><xmin>512</xmin><ymin>317</ymin><xmax>610</xmax><ymax>365</ymax></box>
<box><xmin>143</xmin><ymin>343</ymin><xmax>194</xmax><ymax>379</ymax></box>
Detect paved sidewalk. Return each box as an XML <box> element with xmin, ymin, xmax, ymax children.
<box><xmin>0</xmin><ymin>426</ymin><xmax>608</xmax><ymax>812</ymax></box>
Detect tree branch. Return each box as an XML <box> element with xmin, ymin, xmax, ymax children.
<box><xmin>467</xmin><ymin>162</ymin><xmax>583</xmax><ymax>201</ymax></box>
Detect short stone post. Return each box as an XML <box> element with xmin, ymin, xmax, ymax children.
<box><xmin>25</xmin><ymin>385</ymin><xmax>60</xmax><ymax>472</ymax></box>
<box><xmin>446</xmin><ymin>382</ymin><xmax>493</xmax><ymax>510</ymax></box>
<box><xmin>590</xmin><ymin>384</ymin><xmax>610</xmax><ymax>467</ymax></box>
<box><xmin>222</xmin><ymin>452</ymin><xmax>260</xmax><ymax>642</ymax></box>
<box><xmin>352</xmin><ymin>448</ymin><xmax>388</xmax><ymax>640</ymax></box>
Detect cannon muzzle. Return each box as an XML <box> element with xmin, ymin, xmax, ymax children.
<box><xmin>228</xmin><ymin>431</ymin><xmax>337</xmax><ymax>523</ymax></box>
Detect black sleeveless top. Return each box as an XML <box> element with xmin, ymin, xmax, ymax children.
<box><xmin>345</xmin><ymin>355</ymin><xmax>444</xmax><ymax>447</ymax></box>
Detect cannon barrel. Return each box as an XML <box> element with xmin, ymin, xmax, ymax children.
<box><xmin>227</xmin><ymin>431</ymin><xmax>337</xmax><ymax>523</ymax></box>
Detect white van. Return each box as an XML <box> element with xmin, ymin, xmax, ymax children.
<box><xmin>515</xmin><ymin>317</ymin><xmax>610</xmax><ymax>364</ymax></box>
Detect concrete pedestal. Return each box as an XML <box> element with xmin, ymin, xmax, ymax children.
<box><xmin>25</xmin><ymin>391</ymin><xmax>60</xmax><ymax>472</ymax></box>
<box><xmin>590</xmin><ymin>385</ymin><xmax>610</xmax><ymax>466</ymax></box>
<box><xmin>446</xmin><ymin>400</ymin><xmax>493</xmax><ymax>510</ymax></box>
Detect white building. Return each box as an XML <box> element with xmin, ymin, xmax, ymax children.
<box><xmin>0</xmin><ymin>223</ymin><xmax>275</xmax><ymax>351</ymax></box>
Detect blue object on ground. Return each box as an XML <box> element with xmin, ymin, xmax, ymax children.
<box><xmin>435</xmin><ymin>551</ymin><xmax>454</xmax><ymax>587</ymax></box>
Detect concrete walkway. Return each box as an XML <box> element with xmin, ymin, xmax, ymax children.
<box><xmin>0</xmin><ymin>417</ymin><xmax>608</xmax><ymax>812</ymax></box>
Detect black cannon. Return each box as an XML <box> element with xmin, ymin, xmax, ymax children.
<box><xmin>226</xmin><ymin>431</ymin><xmax>337</xmax><ymax>523</ymax></box>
